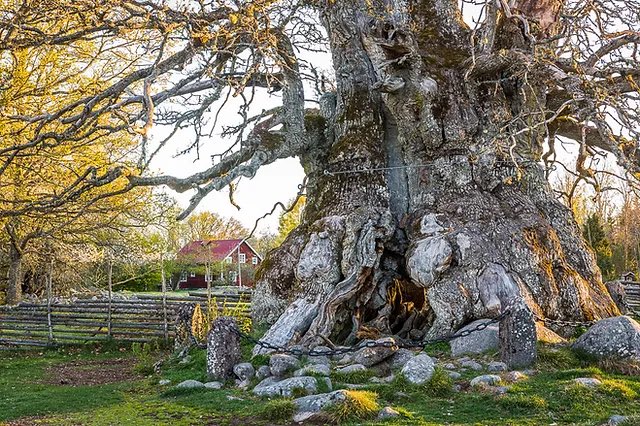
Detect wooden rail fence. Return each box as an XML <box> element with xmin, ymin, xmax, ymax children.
<box><xmin>623</xmin><ymin>281</ymin><xmax>640</xmax><ymax>313</ymax></box>
<box><xmin>0</xmin><ymin>292</ymin><xmax>251</xmax><ymax>348</ymax></box>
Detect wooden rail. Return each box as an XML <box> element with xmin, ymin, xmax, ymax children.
<box><xmin>623</xmin><ymin>281</ymin><xmax>640</xmax><ymax>312</ymax></box>
<box><xmin>0</xmin><ymin>292</ymin><xmax>251</xmax><ymax>349</ymax></box>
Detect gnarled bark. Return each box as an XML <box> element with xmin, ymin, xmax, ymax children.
<box><xmin>252</xmin><ymin>0</ymin><xmax>619</xmax><ymax>352</ymax></box>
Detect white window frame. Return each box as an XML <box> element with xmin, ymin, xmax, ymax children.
<box><xmin>224</xmin><ymin>257</ymin><xmax>232</xmax><ymax>264</ymax></box>
<box><xmin>239</xmin><ymin>253</ymin><xmax>246</xmax><ymax>263</ymax></box>
<box><xmin>190</xmin><ymin>271</ymin><xmax>196</xmax><ymax>278</ymax></box>
<box><xmin>252</xmin><ymin>257</ymin><xmax>258</xmax><ymax>265</ymax></box>
<box><xmin>230</xmin><ymin>271</ymin><xmax>238</xmax><ymax>282</ymax></box>
<box><xmin>179</xmin><ymin>271</ymin><xmax>187</xmax><ymax>282</ymax></box>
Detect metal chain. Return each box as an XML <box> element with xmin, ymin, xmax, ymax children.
<box><xmin>531</xmin><ymin>312</ymin><xmax>598</xmax><ymax>328</ymax></box>
<box><xmin>227</xmin><ymin>309</ymin><xmax>511</xmax><ymax>357</ymax></box>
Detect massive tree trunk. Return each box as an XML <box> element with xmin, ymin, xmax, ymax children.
<box><xmin>252</xmin><ymin>0</ymin><xmax>619</xmax><ymax>350</ymax></box>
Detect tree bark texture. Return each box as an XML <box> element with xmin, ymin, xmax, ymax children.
<box><xmin>252</xmin><ymin>0</ymin><xmax>619</xmax><ymax>350</ymax></box>
<box><xmin>6</xmin><ymin>244</ymin><xmax>23</xmax><ymax>306</ymax></box>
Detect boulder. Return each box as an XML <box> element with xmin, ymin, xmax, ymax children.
<box><xmin>352</xmin><ymin>337</ymin><xmax>397</xmax><ymax>367</ymax></box>
<box><xmin>336</xmin><ymin>364</ymin><xmax>366</xmax><ymax>374</ymax></box>
<box><xmin>233</xmin><ymin>363</ymin><xmax>255</xmax><ymax>381</ymax></box>
<box><xmin>204</xmin><ymin>381</ymin><xmax>223</xmax><ymax>389</ymax></box>
<box><xmin>176</xmin><ymin>379</ymin><xmax>205</xmax><ymax>389</ymax></box>
<box><xmin>158</xmin><ymin>379</ymin><xmax>171</xmax><ymax>386</ymax></box>
<box><xmin>450</xmin><ymin>319</ymin><xmax>499</xmax><ymax>356</ymax></box>
<box><xmin>400</xmin><ymin>353</ymin><xmax>435</xmax><ymax>385</ymax></box>
<box><xmin>572</xmin><ymin>316</ymin><xmax>640</xmax><ymax>360</ymax></box>
<box><xmin>270</xmin><ymin>354</ymin><xmax>301</xmax><ymax>377</ymax></box>
<box><xmin>370</xmin><ymin>374</ymin><xmax>395</xmax><ymax>384</ymax></box>
<box><xmin>252</xmin><ymin>376</ymin><xmax>318</xmax><ymax>397</ymax></box>
<box><xmin>388</xmin><ymin>348</ymin><xmax>414</xmax><ymax>370</ymax></box>
<box><xmin>293</xmin><ymin>390</ymin><xmax>348</xmax><ymax>413</ymax></box>
<box><xmin>256</xmin><ymin>365</ymin><xmax>271</xmax><ymax>380</ymax></box>
<box><xmin>470</xmin><ymin>375</ymin><xmax>502</xmax><ymax>387</ymax></box>
<box><xmin>294</xmin><ymin>364</ymin><xmax>331</xmax><ymax>377</ymax></box>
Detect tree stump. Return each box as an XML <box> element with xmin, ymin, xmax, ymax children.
<box><xmin>207</xmin><ymin>317</ymin><xmax>242</xmax><ymax>381</ymax></box>
<box><xmin>499</xmin><ymin>300</ymin><xmax>537</xmax><ymax>369</ymax></box>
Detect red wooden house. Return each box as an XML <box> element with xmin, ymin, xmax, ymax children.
<box><xmin>176</xmin><ymin>239</ymin><xmax>262</xmax><ymax>288</ymax></box>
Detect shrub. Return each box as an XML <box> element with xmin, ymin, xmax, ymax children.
<box><xmin>329</xmin><ymin>390</ymin><xmax>379</xmax><ymax>423</ymax></box>
<box><xmin>132</xmin><ymin>341</ymin><xmax>159</xmax><ymax>376</ymax></box>
<box><xmin>424</xmin><ymin>368</ymin><xmax>453</xmax><ymax>397</ymax></box>
<box><xmin>261</xmin><ymin>399</ymin><xmax>296</xmax><ymax>421</ymax></box>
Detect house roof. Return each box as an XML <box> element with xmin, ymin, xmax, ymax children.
<box><xmin>177</xmin><ymin>239</ymin><xmax>262</xmax><ymax>263</ymax></box>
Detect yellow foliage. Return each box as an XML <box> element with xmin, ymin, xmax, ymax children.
<box><xmin>191</xmin><ymin>303</ymin><xmax>208</xmax><ymax>342</ymax></box>
<box><xmin>330</xmin><ymin>390</ymin><xmax>379</xmax><ymax>422</ymax></box>
<box><xmin>190</xmin><ymin>296</ymin><xmax>252</xmax><ymax>343</ymax></box>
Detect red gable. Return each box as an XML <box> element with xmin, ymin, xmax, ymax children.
<box><xmin>177</xmin><ymin>239</ymin><xmax>259</xmax><ymax>263</ymax></box>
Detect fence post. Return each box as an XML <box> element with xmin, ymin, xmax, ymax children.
<box><xmin>46</xmin><ymin>257</ymin><xmax>54</xmax><ymax>345</ymax></box>
<box><xmin>107</xmin><ymin>257</ymin><xmax>113</xmax><ymax>338</ymax></box>
<box><xmin>161</xmin><ymin>253</ymin><xmax>168</xmax><ymax>343</ymax></box>
<box><xmin>499</xmin><ymin>298</ymin><xmax>537</xmax><ymax>369</ymax></box>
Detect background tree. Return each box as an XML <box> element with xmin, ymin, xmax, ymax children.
<box><xmin>3</xmin><ymin>0</ymin><xmax>640</xmax><ymax>347</ymax></box>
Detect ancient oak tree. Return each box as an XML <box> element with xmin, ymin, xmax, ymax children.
<box><xmin>2</xmin><ymin>1</ymin><xmax>639</xmax><ymax>346</ymax></box>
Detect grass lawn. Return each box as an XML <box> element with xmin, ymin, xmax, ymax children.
<box><xmin>1</xmin><ymin>341</ymin><xmax>639</xmax><ymax>426</ymax></box>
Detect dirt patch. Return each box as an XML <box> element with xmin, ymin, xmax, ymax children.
<box><xmin>43</xmin><ymin>357</ymin><xmax>141</xmax><ymax>386</ymax></box>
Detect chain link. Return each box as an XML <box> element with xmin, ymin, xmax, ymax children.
<box><xmin>531</xmin><ymin>312</ymin><xmax>597</xmax><ymax>328</ymax></box>
<box><xmin>227</xmin><ymin>309</ymin><xmax>511</xmax><ymax>357</ymax></box>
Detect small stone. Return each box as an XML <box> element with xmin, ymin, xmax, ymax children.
<box><xmin>608</xmin><ymin>415</ymin><xmax>628</xmax><ymax>425</ymax></box>
<box><xmin>573</xmin><ymin>378</ymin><xmax>602</xmax><ymax>387</ymax></box>
<box><xmin>352</xmin><ymin>337</ymin><xmax>398</xmax><ymax>367</ymax></box>
<box><xmin>447</xmin><ymin>371</ymin><xmax>462</xmax><ymax>380</ymax></box>
<box><xmin>270</xmin><ymin>354</ymin><xmax>301</xmax><ymax>377</ymax></box>
<box><xmin>443</xmin><ymin>363</ymin><xmax>456</xmax><ymax>370</ymax></box>
<box><xmin>487</xmin><ymin>361</ymin><xmax>508</xmax><ymax>372</ymax></box>
<box><xmin>294</xmin><ymin>364</ymin><xmax>331</xmax><ymax>377</ymax></box>
<box><xmin>204</xmin><ymin>381</ymin><xmax>223</xmax><ymax>389</ymax></box>
<box><xmin>235</xmin><ymin>379</ymin><xmax>251</xmax><ymax>390</ymax></box>
<box><xmin>158</xmin><ymin>379</ymin><xmax>171</xmax><ymax>386</ymax></box>
<box><xmin>461</xmin><ymin>360</ymin><xmax>483</xmax><ymax>371</ymax></box>
<box><xmin>293</xmin><ymin>412</ymin><xmax>316</xmax><ymax>423</ymax></box>
<box><xmin>493</xmin><ymin>386</ymin><xmax>510</xmax><ymax>395</ymax></box>
<box><xmin>336</xmin><ymin>364</ymin><xmax>366</xmax><ymax>374</ymax></box>
<box><xmin>504</xmin><ymin>371</ymin><xmax>528</xmax><ymax>383</ymax></box>
<box><xmin>401</xmin><ymin>353</ymin><xmax>435</xmax><ymax>385</ymax></box>
<box><xmin>233</xmin><ymin>363</ymin><xmax>255</xmax><ymax>381</ymax></box>
<box><xmin>226</xmin><ymin>395</ymin><xmax>244</xmax><ymax>401</ymax></box>
<box><xmin>179</xmin><ymin>355</ymin><xmax>192</xmax><ymax>365</ymax></box>
<box><xmin>293</xmin><ymin>390</ymin><xmax>348</xmax><ymax>413</ymax></box>
<box><xmin>388</xmin><ymin>348</ymin><xmax>414</xmax><ymax>370</ymax></box>
<box><xmin>176</xmin><ymin>379</ymin><xmax>204</xmax><ymax>389</ymax></box>
<box><xmin>345</xmin><ymin>383</ymin><xmax>368</xmax><ymax>389</ymax></box>
<box><xmin>470</xmin><ymin>375</ymin><xmax>502</xmax><ymax>387</ymax></box>
<box><xmin>256</xmin><ymin>365</ymin><xmax>271</xmax><ymax>380</ymax></box>
<box><xmin>370</xmin><ymin>374</ymin><xmax>395</xmax><ymax>384</ymax></box>
<box><xmin>378</xmin><ymin>406</ymin><xmax>400</xmax><ymax>419</ymax></box>
<box><xmin>253</xmin><ymin>376</ymin><xmax>318</xmax><ymax>397</ymax></box>
<box><xmin>395</xmin><ymin>391</ymin><xmax>409</xmax><ymax>398</ymax></box>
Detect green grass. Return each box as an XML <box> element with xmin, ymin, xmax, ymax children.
<box><xmin>1</xmin><ymin>343</ymin><xmax>639</xmax><ymax>426</ymax></box>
